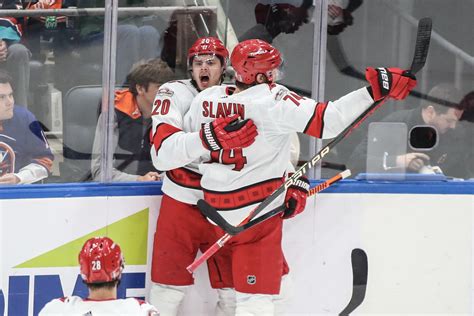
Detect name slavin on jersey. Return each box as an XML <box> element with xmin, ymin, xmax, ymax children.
<box><xmin>202</xmin><ymin>101</ymin><xmax>245</xmax><ymax>119</ymax></box>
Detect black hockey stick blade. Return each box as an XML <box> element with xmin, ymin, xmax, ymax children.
<box><xmin>197</xmin><ymin>199</ymin><xmax>244</xmax><ymax>235</ymax></box>
<box><xmin>197</xmin><ymin>199</ymin><xmax>287</xmax><ymax>235</ymax></box>
<box><xmin>339</xmin><ymin>248</ymin><xmax>369</xmax><ymax>316</ymax></box>
<box><xmin>199</xmin><ymin>170</ymin><xmax>351</xmax><ymax>235</ymax></box>
<box><xmin>239</xmin><ymin>204</ymin><xmax>286</xmax><ymax>230</ymax></box>
<box><xmin>409</xmin><ymin>17</ymin><xmax>432</xmax><ymax>74</ymax></box>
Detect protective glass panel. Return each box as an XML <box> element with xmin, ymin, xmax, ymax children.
<box><xmin>322</xmin><ymin>0</ymin><xmax>474</xmax><ymax>181</ymax></box>
<box><xmin>365</xmin><ymin>122</ymin><xmax>407</xmax><ymax>180</ymax></box>
<box><xmin>0</xmin><ymin>0</ymin><xmax>472</xmax><ymax>185</ymax></box>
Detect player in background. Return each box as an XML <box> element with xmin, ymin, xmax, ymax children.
<box><xmin>184</xmin><ymin>39</ymin><xmax>417</xmax><ymax>315</ymax></box>
<box><xmin>148</xmin><ymin>37</ymin><xmax>258</xmax><ymax>316</ymax></box>
<box><xmin>39</xmin><ymin>236</ymin><xmax>159</xmax><ymax>316</ymax></box>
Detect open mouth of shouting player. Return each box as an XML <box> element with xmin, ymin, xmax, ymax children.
<box><xmin>190</xmin><ymin>54</ymin><xmax>225</xmax><ymax>91</ymax></box>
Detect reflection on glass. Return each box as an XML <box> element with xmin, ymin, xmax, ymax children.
<box><xmin>239</xmin><ymin>0</ymin><xmax>313</xmax><ymax>43</ymax></box>
<box><xmin>323</xmin><ymin>0</ymin><xmax>474</xmax><ymax>182</ymax></box>
<box><xmin>350</xmin><ymin>83</ymin><xmax>469</xmax><ymax>179</ymax></box>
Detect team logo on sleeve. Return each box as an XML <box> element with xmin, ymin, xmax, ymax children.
<box><xmin>275</xmin><ymin>88</ymin><xmax>289</xmax><ymax>101</ymax></box>
<box><xmin>0</xmin><ymin>141</ymin><xmax>15</xmax><ymax>176</ymax></box>
<box><xmin>157</xmin><ymin>87</ymin><xmax>174</xmax><ymax>97</ymax></box>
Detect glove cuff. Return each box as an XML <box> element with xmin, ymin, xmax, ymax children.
<box><xmin>288</xmin><ymin>174</ymin><xmax>310</xmax><ymax>192</ymax></box>
<box><xmin>292</xmin><ymin>178</ymin><xmax>310</xmax><ymax>192</ymax></box>
<box><xmin>200</xmin><ymin>122</ymin><xmax>221</xmax><ymax>151</ymax></box>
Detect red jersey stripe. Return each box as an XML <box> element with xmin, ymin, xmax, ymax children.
<box><xmin>166</xmin><ymin>167</ymin><xmax>202</xmax><ymax>190</ymax></box>
<box><xmin>303</xmin><ymin>102</ymin><xmax>328</xmax><ymax>138</ymax></box>
<box><xmin>203</xmin><ymin>177</ymin><xmax>283</xmax><ymax>210</ymax></box>
<box><xmin>151</xmin><ymin>123</ymin><xmax>181</xmax><ymax>153</ymax></box>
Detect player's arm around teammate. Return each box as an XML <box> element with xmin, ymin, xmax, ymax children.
<box><xmin>148</xmin><ymin>37</ymin><xmax>258</xmax><ymax>316</ymax></box>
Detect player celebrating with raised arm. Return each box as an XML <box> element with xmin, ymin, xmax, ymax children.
<box><xmin>148</xmin><ymin>37</ymin><xmax>258</xmax><ymax>316</ymax></box>
<box><xmin>39</xmin><ymin>237</ymin><xmax>159</xmax><ymax>315</ymax></box>
<box><xmin>183</xmin><ymin>39</ymin><xmax>417</xmax><ymax>315</ymax></box>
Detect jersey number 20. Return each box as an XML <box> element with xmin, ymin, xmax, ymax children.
<box><xmin>152</xmin><ymin>99</ymin><xmax>171</xmax><ymax>115</ymax></box>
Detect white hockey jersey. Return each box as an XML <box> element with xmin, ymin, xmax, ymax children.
<box><xmin>184</xmin><ymin>83</ymin><xmax>374</xmax><ymax>225</ymax></box>
<box><xmin>150</xmin><ymin>79</ymin><xmax>208</xmax><ymax>204</ymax></box>
<box><xmin>38</xmin><ymin>296</ymin><xmax>159</xmax><ymax>316</ymax></box>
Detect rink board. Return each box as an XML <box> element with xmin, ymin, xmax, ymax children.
<box><xmin>0</xmin><ymin>181</ymin><xmax>473</xmax><ymax>315</ymax></box>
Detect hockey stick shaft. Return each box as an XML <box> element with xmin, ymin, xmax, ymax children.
<box><xmin>187</xmin><ymin>170</ymin><xmax>350</xmax><ymax>273</ymax></box>
<box><xmin>198</xmin><ymin>169</ymin><xmax>351</xmax><ymax>235</ymax></box>
<box><xmin>221</xmin><ymin>16</ymin><xmax>432</xmax><ymax>226</ymax></box>
<box><xmin>328</xmin><ymin>17</ymin><xmax>438</xmax><ymax>103</ymax></box>
<box><xmin>237</xmin><ymin>169</ymin><xmax>352</xmax><ymax>232</ymax></box>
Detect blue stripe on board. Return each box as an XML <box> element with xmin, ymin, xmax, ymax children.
<box><xmin>0</xmin><ymin>182</ymin><xmax>163</xmax><ymax>199</ymax></box>
<box><xmin>311</xmin><ymin>179</ymin><xmax>474</xmax><ymax>195</ymax></box>
<box><xmin>0</xmin><ymin>180</ymin><xmax>472</xmax><ymax>199</ymax></box>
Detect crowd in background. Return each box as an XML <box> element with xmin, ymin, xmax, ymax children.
<box><xmin>0</xmin><ymin>0</ymin><xmax>472</xmax><ymax>184</ymax></box>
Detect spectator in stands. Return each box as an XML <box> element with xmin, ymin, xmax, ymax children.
<box><xmin>0</xmin><ymin>0</ymin><xmax>62</xmax><ymax>108</ymax></box>
<box><xmin>0</xmin><ymin>69</ymin><xmax>53</xmax><ymax>184</ymax></box>
<box><xmin>348</xmin><ymin>83</ymin><xmax>466</xmax><ymax>177</ymax></box>
<box><xmin>239</xmin><ymin>0</ymin><xmax>359</xmax><ymax>44</ymax></box>
<box><xmin>0</xmin><ymin>0</ymin><xmax>30</xmax><ymax>106</ymax></box>
<box><xmin>460</xmin><ymin>90</ymin><xmax>474</xmax><ymax>123</ymax></box>
<box><xmin>39</xmin><ymin>236</ymin><xmax>159</xmax><ymax>315</ymax></box>
<box><xmin>91</xmin><ymin>59</ymin><xmax>174</xmax><ymax>182</ymax></box>
<box><xmin>442</xmin><ymin>90</ymin><xmax>474</xmax><ymax>178</ymax></box>
<box><xmin>239</xmin><ymin>0</ymin><xmax>313</xmax><ymax>43</ymax></box>
<box><xmin>55</xmin><ymin>0</ymin><xmax>161</xmax><ymax>89</ymax></box>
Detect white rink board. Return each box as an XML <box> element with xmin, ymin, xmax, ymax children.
<box><xmin>0</xmin><ymin>191</ymin><xmax>473</xmax><ymax>315</ymax></box>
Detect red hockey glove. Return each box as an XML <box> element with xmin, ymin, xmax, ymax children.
<box><xmin>365</xmin><ymin>67</ymin><xmax>417</xmax><ymax>101</ymax></box>
<box><xmin>200</xmin><ymin>114</ymin><xmax>258</xmax><ymax>151</ymax></box>
<box><xmin>282</xmin><ymin>175</ymin><xmax>310</xmax><ymax>219</ymax></box>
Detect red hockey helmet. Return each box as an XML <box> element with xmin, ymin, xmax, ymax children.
<box><xmin>187</xmin><ymin>37</ymin><xmax>229</xmax><ymax>67</ymax></box>
<box><xmin>231</xmin><ymin>39</ymin><xmax>282</xmax><ymax>84</ymax></box>
<box><xmin>79</xmin><ymin>237</ymin><xmax>124</xmax><ymax>284</ymax></box>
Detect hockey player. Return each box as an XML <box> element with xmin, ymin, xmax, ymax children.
<box><xmin>183</xmin><ymin>39</ymin><xmax>417</xmax><ymax>315</ymax></box>
<box><xmin>149</xmin><ymin>37</ymin><xmax>258</xmax><ymax>315</ymax></box>
<box><xmin>39</xmin><ymin>236</ymin><xmax>159</xmax><ymax>316</ymax></box>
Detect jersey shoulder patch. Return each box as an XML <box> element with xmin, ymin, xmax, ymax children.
<box><xmin>156</xmin><ymin>86</ymin><xmax>174</xmax><ymax>97</ymax></box>
<box><xmin>275</xmin><ymin>88</ymin><xmax>290</xmax><ymax>101</ymax></box>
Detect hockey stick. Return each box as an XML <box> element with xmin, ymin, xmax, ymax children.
<box><xmin>339</xmin><ymin>248</ymin><xmax>369</xmax><ymax>316</ymax></box>
<box><xmin>199</xmin><ymin>169</ymin><xmax>351</xmax><ymax>236</ymax></box>
<box><xmin>186</xmin><ymin>170</ymin><xmax>351</xmax><ymax>273</ymax></box>
<box><xmin>198</xmin><ymin>17</ymin><xmax>432</xmax><ymax>234</ymax></box>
